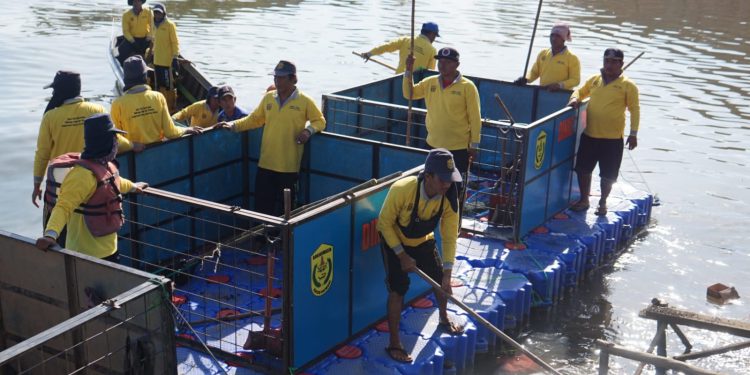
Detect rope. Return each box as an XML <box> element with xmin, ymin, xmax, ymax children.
<box><xmin>147</xmin><ymin>278</ymin><xmax>229</xmax><ymax>374</ymax></box>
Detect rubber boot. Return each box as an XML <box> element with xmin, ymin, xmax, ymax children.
<box><xmin>159</xmin><ymin>88</ymin><xmax>177</xmax><ymax>114</ymax></box>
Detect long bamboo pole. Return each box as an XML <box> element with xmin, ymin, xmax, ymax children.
<box><xmin>352</xmin><ymin>51</ymin><xmax>397</xmax><ymax>72</ymax></box>
<box><xmin>414</xmin><ymin>268</ymin><xmax>562</xmax><ymax>375</ymax></box>
<box><xmin>522</xmin><ymin>0</ymin><xmax>544</xmax><ymax>80</ymax></box>
<box><xmin>405</xmin><ymin>0</ymin><xmax>416</xmax><ymax>146</ymax></box>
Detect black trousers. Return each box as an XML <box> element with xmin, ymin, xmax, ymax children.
<box><xmin>117</xmin><ymin>37</ymin><xmax>149</xmax><ymax>65</ymax></box>
<box><xmin>254</xmin><ymin>167</ymin><xmax>298</xmax><ymax>216</ymax></box>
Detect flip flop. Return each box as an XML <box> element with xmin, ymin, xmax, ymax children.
<box><xmin>570</xmin><ymin>201</ymin><xmax>590</xmax><ymax>212</ymax></box>
<box><xmin>595</xmin><ymin>205</ymin><xmax>607</xmax><ymax>216</ymax></box>
<box><xmin>385</xmin><ymin>346</ymin><xmax>412</xmax><ymax>363</ymax></box>
<box><xmin>438</xmin><ymin>318</ymin><xmax>465</xmax><ymax>335</ymax></box>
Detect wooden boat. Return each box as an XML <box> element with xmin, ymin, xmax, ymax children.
<box><xmin>107</xmin><ymin>34</ymin><xmax>212</xmax><ymax>111</ymax></box>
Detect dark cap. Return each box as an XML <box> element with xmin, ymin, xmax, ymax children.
<box><xmin>127</xmin><ymin>0</ymin><xmax>146</xmax><ymax>5</ymax></box>
<box><xmin>44</xmin><ymin>70</ymin><xmax>81</xmax><ymax>90</ymax></box>
<box><xmin>270</xmin><ymin>60</ymin><xmax>297</xmax><ymax>77</ymax></box>
<box><xmin>206</xmin><ymin>86</ymin><xmax>219</xmax><ymax>100</ymax></box>
<box><xmin>603</xmin><ymin>48</ymin><xmax>624</xmax><ymax>60</ymax></box>
<box><xmin>81</xmin><ymin>114</ymin><xmax>126</xmax><ymax>159</ymax></box>
<box><xmin>421</xmin><ymin>22</ymin><xmax>440</xmax><ymax>37</ymax></box>
<box><xmin>435</xmin><ymin>47</ymin><xmax>459</xmax><ymax>62</ymax></box>
<box><xmin>123</xmin><ymin>55</ymin><xmax>153</xmax><ymax>81</ymax></box>
<box><xmin>217</xmin><ymin>85</ymin><xmax>235</xmax><ymax>98</ymax></box>
<box><xmin>424</xmin><ymin>148</ymin><xmax>462</xmax><ymax>183</ymax></box>
<box><xmin>151</xmin><ymin>2</ymin><xmax>165</xmax><ymax>13</ymax></box>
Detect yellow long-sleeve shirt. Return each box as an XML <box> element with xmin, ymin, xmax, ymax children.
<box><xmin>232</xmin><ymin>89</ymin><xmax>326</xmax><ymax>173</ymax></box>
<box><xmin>34</xmin><ymin>99</ymin><xmax>132</xmax><ymax>182</ymax></box>
<box><xmin>369</xmin><ymin>34</ymin><xmax>436</xmax><ymax>74</ymax></box>
<box><xmin>152</xmin><ymin>18</ymin><xmax>179</xmax><ymax>67</ymax></box>
<box><xmin>571</xmin><ymin>73</ymin><xmax>640</xmax><ymax>139</ymax></box>
<box><xmin>172</xmin><ymin>100</ymin><xmax>219</xmax><ymax>128</ymax></box>
<box><xmin>122</xmin><ymin>8</ymin><xmax>153</xmax><ymax>42</ymax></box>
<box><xmin>377</xmin><ymin>176</ymin><xmax>459</xmax><ymax>268</ymax></box>
<box><xmin>45</xmin><ymin>165</ymin><xmax>134</xmax><ymax>258</ymax></box>
<box><xmin>403</xmin><ymin>73</ymin><xmax>482</xmax><ymax>150</ymax></box>
<box><xmin>526</xmin><ymin>47</ymin><xmax>581</xmax><ymax>89</ymax></box>
<box><xmin>111</xmin><ymin>85</ymin><xmax>185</xmax><ymax>144</ymax></box>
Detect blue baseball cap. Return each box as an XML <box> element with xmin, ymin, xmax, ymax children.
<box><xmin>424</xmin><ymin>148</ymin><xmax>462</xmax><ymax>182</ymax></box>
<box><xmin>421</xmin><ymin>22</ymin><xmax>440</xmax><ymax>37</ymax></box>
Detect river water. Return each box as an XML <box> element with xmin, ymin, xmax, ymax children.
<box><xmin>1</xmin><ymin>0</ymin><xmax>748</xmax><ymax>373</ymax></box>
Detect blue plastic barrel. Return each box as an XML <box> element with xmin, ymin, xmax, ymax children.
<box><xmin>523</xmin><ymin>232</ymin><xmax>586</xmax><ymax>287</ymax></box>
<box><xmin>449</xmin><ymin>282</ymin><xmax>506</xmax><ymax>352</ymax></box>
<box><xmin>500</xmin><ymin>248</ymin><xmax>565</xmax><ymax>307</ymax></box>
<box><xmin>545</xmin><ymin>216</ymin><xmax>605</xmax><ymax>270</ymax></box>
<box><xmin>607</xmin><ymin>197</ymin><xmax>638</xmax><ymax>242</ymax></box>
<box><xmin>455</xmin><ymin>236</ymin><xmax>504</xmax><ymax>268</ymax></box>
<box><xmin>363</xmin><ymin>331</ymin><xmax>445</xmax><ymax>374</ymax></box>
<box><xmin>456</xmin><ymin>266</ymin><xmax>531</xmax><ymax>330</ymax></box>
<box><xmin>584</xmin><ymin>211</ymin><xmax>624</xmax><ymax>259</ymax></box>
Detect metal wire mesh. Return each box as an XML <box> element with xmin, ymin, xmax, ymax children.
<box><xmin>118</xmin><ymin>189</ymin><xmax>287</xmax><ymax>372</ymax></box>
<box><xmin>323</xmin><ymin>94</ymin><xmax>527</xmax><ymax>229</ymax></box>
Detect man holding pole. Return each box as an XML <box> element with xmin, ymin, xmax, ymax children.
<box><xmin>568</xmin><ymin>48</ymin><xmax>640</xmax><ymax>216</ymax></box>
<box><xmin>360</xmin><ymin>22</ymin><xmax>440</xmax><ymax>74</ymax></box>
<box><xmin>377</xmin><ymin>148</ymin><xmax>464</xmax><ymax>363</ymax></box>
<box><xmin>403</xmin><ymin>47</ymin><xmax>481</xmax><ymax>215</ymax></box>
<box><xmin>514</xmin><ymin>22</ymin><xmax>580</xmax><ymax>91</ymax></box>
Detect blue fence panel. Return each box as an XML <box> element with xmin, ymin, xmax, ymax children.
<box><xmin>378</xmin><ymin>147</ymin><xmax>427</xmax><ymax>177</ymax></box>
<box><xmin>292</xmin><ymin>206</ymin><xmax>353</xmax><ymax>368</ymax></box>
<box><xmin>193</xmin><ymin>163</ymin><xmax>243</xmax><ymax>203</ymax></box>
<box><xmin>135</xmin><ymin>138</ymin><xmax>190</xmax><ymax>186</ymax></box>
<box><xmin>310</xmin><ymin>136</ymin><xmax>373</xmax><ymax>182</ymax></box>
<box><xmin>193</xmin><ymin>128</ymin><xmax>243</xmax><ymax>171</ymax></box>
<box><xmin>477</xmin><ymin>81</ymin><xmax>535</xmax><ymax>124</ymax></box>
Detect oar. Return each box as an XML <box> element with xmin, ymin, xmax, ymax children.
<box><xmin>352</xmin><ymin>51</ymin><xmax>397</xmax><ymax>73</ymax></box>
<box><xmin>414</xmin><ymin>268</ymin><xmax>562</xmax><ymax>375</ymax></box>
<box><xmin>405</xmin><ymin>0</ymin><xmax>416</xmax><ymax>146</ymax></box>
<box><xmin>494</xmin><ymin>93</ymin><xmax>516</xmax><ymax>125</ymax></box>
<box><xmin>623</xmin><ymin>51</ymin><xmax>645</xmax><ymax>72</ymax></box>
<box><xmin>522</xmin><ymin>0</ymin><xmax>544</xmax><ymax>80</ymax></box>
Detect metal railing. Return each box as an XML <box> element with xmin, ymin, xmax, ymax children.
<box><xmin>119</xmin><ymin>188</ymin><xmax>290</xmax><ymax>373</ymax></box>
<box><xmin>0</xmin><ymin>231</ymin><xmax>176</xmax><ymax>374</ymax></box>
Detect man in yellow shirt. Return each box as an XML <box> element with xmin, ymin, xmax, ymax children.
<box><xmin>377</xmin><ymin>148</ymin><xmax>464</xmax><ymax>363</ymax></box>
<box><xmin>568</xmin><ymin>48</ymin><xmax>640</xmax><ymax>216</ymax></box>
<box><xmin>117</xmin><ymin>0</ymin><xmax>153</xmax><ymax>65</ymax></box>
<box><xmin>360</xmin><ymin>22</ymin><xmax>440</xmax><ymax>74</ymax></box>
<box><xmin>151</xmin><ymin>2</ymin><xmax>180</xmax><ymax>112</ymax></box>
<box><xmin>172</xmin><ymin>86</ymin><xmax>220</xmax><ymax>127</ymax></box>
<box><xmin>36</xmin><ymin>114</ymin><xmax>148</xmax><ymax>260</ymax></box>
<box><xmin>111</xmin><ymin>56</ymin><xmax>202</xmax><ymax>144</ymax></box>
<box><xmin>514</xmin><ymin>23</ymin><xmax>581</xmax><ymax>91</ymax></box>
<box><xmin>403</xmin><ymin>47</ymin><xmax>481</xmax><ymax>215</ymax></box>
<box><xmin>215</xmin><ymin>60</ymin><xmax>326</xmax><ymax>216</ymax></box>
<box><xmin>33</xmin><ymin>71</ymin><xmax>140</xmax><ymax>233</ymax></box>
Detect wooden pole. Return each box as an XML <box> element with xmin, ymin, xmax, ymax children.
<box><xmin>522</xmin><ymin>0</ymin><xmax>544</xmax><ymax>80</ymax></box>
<box><xmin>405</xmin><ymin>0</ymin><xmax>416</xmax><ymax>146</ymax></box>
<box><xmin>414</xmin><ymin>268</ymin><xmax>561</xmax><ymax>375</ymax></box>
<box><xmin>596</xmin><ymin>340</ymin><xmax>720</xmax><ymax>375</ymax></box>
<box><xmin>352</xmin><ymin>51</ymin><xmax>398</xmax><ymax>72</ymax></box>
<box><xmin>623</xmin><ymin>51</ymin><xmax>645</xmax><ymax>72</ymax></box>
<box><xmin>494</xmin><ymin>93</ymin><xmax>516</xmax><ymax>124</ymax></box>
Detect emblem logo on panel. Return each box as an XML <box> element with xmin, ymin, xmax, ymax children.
<box><xmin>534</xmin><ymin>130</ymin><xmax>547</xmax><ymax>170</ymax></box>
<box><xmin>311</xmin><ymin>244</ymin><xmax>334</xmax><ymax>296</ymax></box>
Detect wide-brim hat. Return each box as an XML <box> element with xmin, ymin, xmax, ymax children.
<box><xmin>123</xmin><ymin>55</ymin><xmax>153</xmax><ymax>81</ymax></box>
<box><xmin>44</xmin><ymin>70</ymin><xmax>81</xmax><ymax>90</ymax></box>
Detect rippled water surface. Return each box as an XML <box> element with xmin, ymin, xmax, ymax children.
<box><xmin>1</xmin><ymin>1</ymin><xmax>748</xmax><ymax>373</ymax></box>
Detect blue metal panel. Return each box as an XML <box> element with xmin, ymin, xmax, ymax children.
<box><xmin>551</xmin><ymin>111</ymin><xmax>577</xmax><ymax>166</ymax></box>
<box><xmin>519</xmin><ymin>174</ymin><xmax>550</xmax><ymax>236</ymax></box>
<box><xmin>116</xmin><ymin>154</ymin><xmax>131</xmax><ymax>179</ymax></box>
<box><xmin>548</xmin><ymin>159</ymin><xmax>575</xmax><ymax>215</ymax></box>
<box><xmin>140</xmin><ymin>216</ymin><xmax>191</xmax><ymax>264</ymax></box>
<box><xmin>137</xmin><ymin>180</ymin><xmax>191</xmax><ymax>227</ymax></box>
<box><xmin>247</xmin><ymin>128</ymin><xmax>263</xmax><ymax>160</ymax></box>
<box><xmin>523</xmin><ymin>118</ymin><xmax>555</xmax><ymax>182</ymax></box>
<box><xmin>309</xmin><ymin>174</ymin><xmax>360</xmax><ymax>203</ymax></box>
<box><xmin>378</xmin><ymin>148</ymin><xmax>427</xmax><ymax>177</ymax></box>
<box><xmin>351</xmin><ymin>189</ymin><xmax>388</xmax><ymax>333</ymax></box>
<box><xmin>309</xmin><ymin>136</ymin><xmax>373</xmax><ymax>182</ymax></box>
<box><xmin>193</xmin><ymin>163</ymin><xmax>243</xmax><ymax>203</ymax></box>
<box><xmin>135</xmin><ymin>138</ymin><xmax>190</xmax><ymax>186</ymax></box>
<box><xmin>292</xmin><ymin>206</ymin><xmax>352</xmax><ymax>367</ymax></box>
<box><xmin>476</xmin><ymin>81</ymin><xmax>534</xmax><ymax>124</ymax></box>
<box><xmin>535</xmin><ymin>90</ymin><xmax>571</xmax><ymax>120</ymax></box>
<box><xmin>193</xmin><ymin>129</ymin><xmax>243</xmax><ymax>171</ymax></box>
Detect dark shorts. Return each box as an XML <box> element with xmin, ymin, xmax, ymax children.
<box><xmin>154</xmin><ymin>65</ymin><xmax>172</xmax><ymax>90</ymax></box>
<box><xmin>574</xmin><ymin>133</ymin><xmax>624</xmax><ymax>181</ymax></box>
<box><xmin>254</xmin><ymin>167</ymin><xmax>298</xmax><ymax>216</ymax></box>
<box><xmin>380</xmin><ymin>238</ymin><xmax>443</xmax><ymax>296</ymax></box>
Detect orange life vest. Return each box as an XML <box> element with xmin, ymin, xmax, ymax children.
<box><xmin>44</xmin><ymin>152</ymin><xmax>124</xmax><ymax>237</ymax></box>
